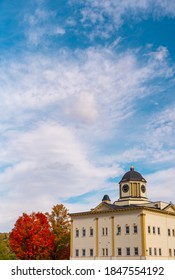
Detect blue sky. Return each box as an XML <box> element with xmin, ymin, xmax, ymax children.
<box><xmin>0</xmin><ymin>0</ymin><xmax>175</xmax><ymax>231</ymax></box>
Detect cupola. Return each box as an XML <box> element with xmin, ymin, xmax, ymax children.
<box><xmin>102</xmin><ymin>194</ymin><xmax>111</xmax><ymax>204</ymax></box>
<box><xmin>118</xmin><ymin>166</ymin><xmax>148</xmax><ymax>203</ymax></box>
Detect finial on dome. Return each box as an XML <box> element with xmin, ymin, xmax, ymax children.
<box><xmin>130</xmin><ymin>165</ymin><xmax>134</xmax><ymax>171</ymax></box>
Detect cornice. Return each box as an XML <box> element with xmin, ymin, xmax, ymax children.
<box><xmin>70</xmin><ymin>205</ymin><xmax>175</xmax><ymax>217</ymax></box>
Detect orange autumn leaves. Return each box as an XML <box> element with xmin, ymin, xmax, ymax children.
<box><xmin>9</xmin><ymin>204</ymin><xmax>70</xmax><ymax>260</ymax></box>
<box><xmin>9</xmin><ymin>212</ymin><xmax>55</xmax><ymax>260</ymax></box>
<box><xmin>46</xmin><ymin>204</ymin><xmax>70</xmax><ymax>260</ymax></box>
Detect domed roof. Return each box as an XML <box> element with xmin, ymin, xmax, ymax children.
<box><xmin>102</xmin><ymin>194</ymin><xmax>111</xmax><ymax>202</ymax></box>
<box><xmin>119</xmin><ymin>166</ymin><xmax>146</xmax><ymax>183</ymax></box>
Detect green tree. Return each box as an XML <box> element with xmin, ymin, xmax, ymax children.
<box><xmin>46</xmin><ymin>204</ymin><xmax>70</xmax><ymax>260</ymax></box>
<box><xmin>0</xmin><ymin>233</ymin><xmax>16</xmax><ymax>260</ymax></box>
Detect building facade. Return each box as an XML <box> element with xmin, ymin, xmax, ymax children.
<box><xmin>70</xmin><ymin>166</ymin><xmax>175</xmax><ymax>259</ymax></box>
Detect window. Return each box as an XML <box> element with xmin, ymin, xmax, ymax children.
<box><xmin>154</xmin><ymin>203</ymin><xmax>158</xmax><ymax>208</ymax></box>
<box><xmin>126</xmin><ymin>247</ymin><xmax>130</xmax><ymax>256</ymax></box>
<box><xmin>76</xmin><ymin>229</ymin><xmax>79</xmax><ymax>237</ymax></box>
<box><xmin>126</xmin><ymin>225</ymin><xmax>130</xmax><ymax>234</ymax></box>
<box><xmin>75</xmin><ymin>249</ymin><xmax>79</xmax><ymax>257</ymax></box>
<box><xmin>133</xmin><ymin>225</ymin><xmax>138</xmax><ymax>234</ymax></box>
<box><xmin>154</xmin><ymin>248</ymin><xmax>157</xmax><ymax>256</ymax></box>
<box><xmin>102</xmin><ymin>248</ymin><xmax>108</xmax><ymax>256</ymax></box>
<box><xmin>153</xmin><ymin>227</ymin><xmax>156</xmax><ymax>234</ymax></box>
<box><xmin>172</xmin><ymin>229</ymin><xmax>175</xmax><ymax>236</ymax></box>
<box><xmin>82</xmin><ymin>249</ymin><xmax>86</xmax><ymax>257</ymax></box>
<box><xmin>168</xmin><ymin>229</ymin><xmax>171</xmax><ymax>236</ymax></box>
<box><xmin>157</xmin><ymin>227</ymin><xmax>160</xmax><ymax>235</ymax></box>
<box><xmin>148</xmin><ymin>226</ymin><xmax>151</xmax><ymax>234</ymax></box>
<box><xmin>106</xmin><ymin>248</ymin><xmax>108</xmax><ymax>256</ymax></box>
<box><xmin>90</xmin><ymin>228</ymin><xmax>93</xmax><ymax>236</ymax></box>
<box><xmin>82</xmin><ymin>228</ymin><xmax>86</xmax><ymax>237</ymax></box>
<box><xmin>149</xmin><ymin>248</ymin><xmax>152</xmax><ymax>256</ymax></box>
<box><xmin>174</xmin><ymin>249</ymin><xmax>175</xmax><ymax>257</ymax></box>
<box><xmin>102</xmin><ymin>227</ymin><xmax>108</xmax><ymax>236</ymax></box>
<box><xmin>134</xmin><ymin>247</ymin><xmax>139</xmax><ymax>255</ymax></box>
<box><xmin>117</xmin><ymin>226</ymin><xmax>121</xmax><ymax>235</ymax></box>
<box><xmin>169</xmin><ymin>249</ymin><xmax>172</xmax><ymax>256</ymax></box>
<box><xmin>117</xmin><ymin>248</ymin><xmax>122</xmax><ymax>256</ymax></box>
<box><xmin>159</xmin><ymin>248</ymin><xmax>162</xmax><ymax>256</ymax></box>
<box><xmin>90</xmin><ymin>249</ymin><xmax>93</xmax><ymax>257</ymax></box>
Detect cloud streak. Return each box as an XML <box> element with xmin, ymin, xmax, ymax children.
<box><xmin>74</xmin><ymin>0</ymin><xmax>175</xmax><ymax>36</ymax></box>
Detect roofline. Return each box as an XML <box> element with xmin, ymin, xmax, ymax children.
<box><xmin>70</xmin><ymin>207</ymin><xmax>142</xmax><ymax>217</ymax></box>
<box><xmin>70</xmin><ymin>205</ymin><xmax>175</xmax><ymax>217</ymax></box>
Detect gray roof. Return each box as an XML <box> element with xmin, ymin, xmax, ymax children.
<box><xmin>119</xmin><ymin>166</ymin><xmax>146</xmax><ymax>183</ymax></box>
<box><xmin>102</xmin><ymin>194</ymin><xmax>111</xmax><ymax>201</ymax></box>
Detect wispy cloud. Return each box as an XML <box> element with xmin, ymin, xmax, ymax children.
<box><xmin>0</xmin><ymin>43</ymin><xmax>174</xmax><ymax>231</ymax></box>
<box><xmin>23</xmin><ymin>5</ymin><xmax>65</xmax><ymax>46</ymax></box>
<box><xmin>0</xmin><ymin>121</ymin><xmax>119</xmax><ymax>230</ymax></box>
<box><xmin>0</xmin><ymin>1</ymin><xmax>175</xmax><ymax>231</ymax></box>
<box><xmin>0</xmin><ymin>46</ymin><xmax>173</xmax><ymax>132</ymax></box>
<box><xmin>147</xmin><ymin>168</ymin><xmax>175</xmax><ymax>202</ymax></box>
<box><xmin>144</xmin><ymin>104</ymin><xmax>175</xmax><ymax>162</ymax></box>
<box><xmin>71</xmin><ymin>0</ymin><xmax>175</xmax><ymax>38</ymax></box>
<box><xmin>148</xmin><ymin>46</ymin><xmax>169</xmax><ymax>62</ymax></box>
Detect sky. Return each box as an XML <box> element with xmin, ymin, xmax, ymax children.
<box><xmin>0</xmin><ymin>0</ymin><xmax>175</xmax><ymax>232</ymax></box>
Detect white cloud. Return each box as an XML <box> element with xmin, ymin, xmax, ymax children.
<box><xmin>143</xmin><ymin>46</ymin><xmax>170</xmax><ymax>71</ymax></box>
<box><xmin>0</xmin><ymin>44</ymin><xmax>174</xmax><ymax>231</ymax></box>
<box><xmin>0</xmin><ymin>46</ymin><xmax>173</xmax><ymax>152</ymax></box>
<box><xmin>23</xmin><ymin>6</ymin><xmax>65</xmax><ymax>46</ymax></box>
<box><xmin>145</xmin><ymin>105</ymin><xmax>175</xmax><ymax>151</ymax></box>
<box><xmin>102</xmin><ymin>102</ymin><xmax>175</xmax><ymax>166</ymax></box>
<box><xmin>147</xmin><ymin>168</ymin><xmax>175</xmax><ymax>202</ymax></box>
<box><xmin>64</xmin><ymin>93</ymin><xmax>98</xmax><ymax>123</ymax></box>
<box><xmin>103</xmin><ymin>148</ymin><xmax>147</xmax><ymax>165</ymax></box>
<box><xmin>0</xmin><ymin>122</ymin><xmax>118</xmax><ymax>231</ymax></box>
<box><xmin>1</xmin><ymin>47</ymin><xmax>170</xmax><ymax>128</ymax></box>
<box><xmin>150</xmin><ymin>46</ymin><xmax>169</xmax><ymax>62</ymax></box>
<box><xmin>72</xmin><ymin>0</ymin><xmax>175</xmax><ymax>38</ymax></box>
<box><xmin>53</xmin><ymin>26</ymin><xmax>65</xmax><ymax>35</ymax></box>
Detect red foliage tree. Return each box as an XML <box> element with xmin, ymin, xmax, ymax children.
<box><xmin>9</xmin><ymin>212</ymin><xmax>55</xmax><ymax>260</ymax></box>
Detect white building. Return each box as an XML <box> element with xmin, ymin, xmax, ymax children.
<box><xmin>70</xmin><ymin>166</ymin><xmax>175</xmax><ymax>259</ymax></box>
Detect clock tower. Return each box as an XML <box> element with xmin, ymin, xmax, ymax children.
<box><xmin>115</xmin><ymin>166</ymin><xmax>148</xmax><ymax>206</ymax></box>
